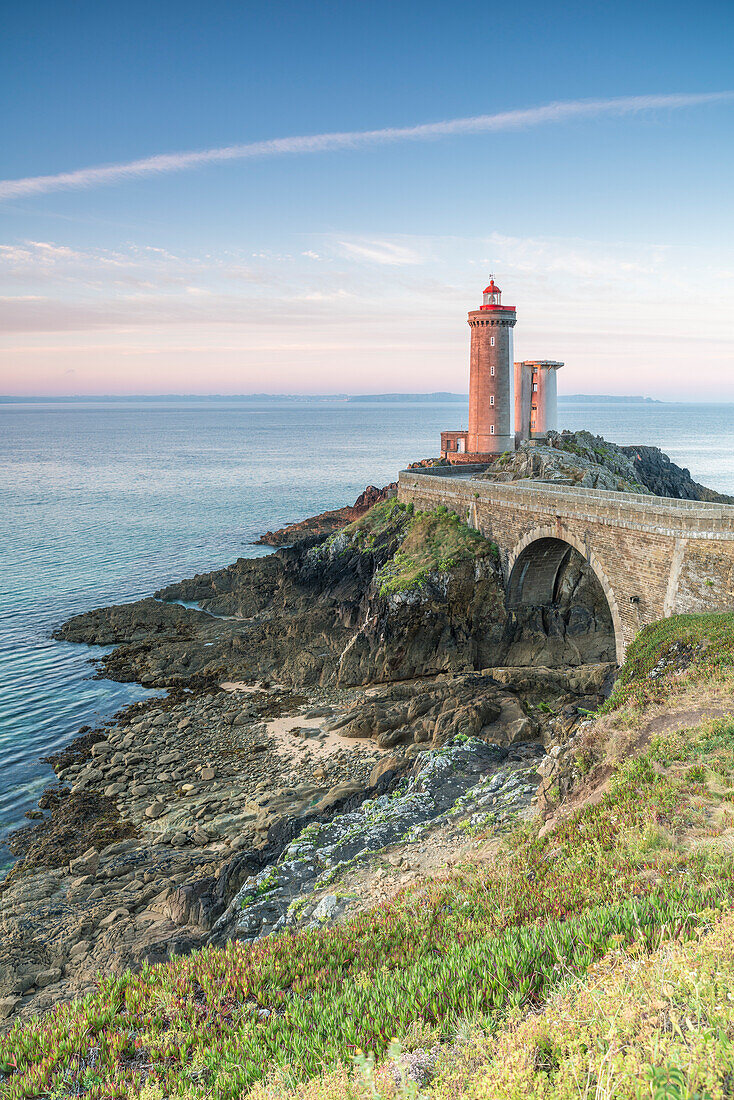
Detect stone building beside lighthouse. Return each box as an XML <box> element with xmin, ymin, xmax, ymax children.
<box><xmin>441</xmin><ymin>278</ymin><xmax>563</xmax><ymax>462</ymax></box>
<box><xmin>514</xmin><ymin>359</ymin><xmax>564</xmax><ymax>441</ymax></box>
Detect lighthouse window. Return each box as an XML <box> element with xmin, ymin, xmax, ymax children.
<box><xmin>490</xmin><ymin>425</ymin><xmax>495</xmax><ymax>435</ymax></box>
<box><xmin>490</xmin><ymin>337</ymin><xmax>495</xmax><ymax>346</ymax></box>
<box><xmin>490</xmin><ymin>395</ymin><xmax>494</xmax><ymax>406</ymax></box>
<box><xmin>532</xmin><ymin>383</ymin><xmax>538</xmax><ymax>392</ymax></box>
<box><xmin>490</xmin><ymin>366</ymin><xmax>495</xmax><ymax>376</ymax></box>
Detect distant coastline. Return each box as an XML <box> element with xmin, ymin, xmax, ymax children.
<box><xmin>1</xmin><ymin>392</ymin><xmax>665</xmax><ymax>404</ymax></box>
<box><xmin>560</xmin><ymin>394</ymin><xmax>663</xmax><ymax>404</ymax></box>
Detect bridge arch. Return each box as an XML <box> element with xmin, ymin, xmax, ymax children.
<box><xmin>506</xmin><ymin>526</ymin><xmax>625</xmax><ymax>665</ymax></box>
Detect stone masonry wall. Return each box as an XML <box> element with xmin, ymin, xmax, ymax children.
<box><xmin>398</xmin><ymin>471</ymin><xmax>734</xmax><ymax>661</ymax></box>
<box><xmin>669</xmin><ymin>538</ymin><xmax>734</xmax><ymax>616</ymax></box>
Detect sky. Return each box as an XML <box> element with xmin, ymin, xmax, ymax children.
<box><xmin>1</xmin><ymin>0</ymin><xmax>733</xmax><ymax>399</ymax></box>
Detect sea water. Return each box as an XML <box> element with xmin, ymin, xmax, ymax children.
<box><xmin>2</xmin><ymin>397</ymin><xmax>734</xmax><ymax>869</ymax></box>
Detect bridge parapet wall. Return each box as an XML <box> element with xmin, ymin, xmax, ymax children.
<box><xmin>398</xmin><ymin>470</ymin><xmax>734</xmax><ymax>660</ymax></box>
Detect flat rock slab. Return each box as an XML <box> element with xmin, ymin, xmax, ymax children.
<box><xmin>210</xmin><ymin>736</ymin><xmax>543</xmax><ymax>944</ymax></box>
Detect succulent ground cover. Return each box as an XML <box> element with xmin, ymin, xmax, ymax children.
<box><xmin>401</xmin><ymin>904</ymin><xmax>734</xmax><ymax>1100</ymax></box>
<box><xmin>601</xmin><ymin>611</ymin><xmax>734</xmax><ymax>714</ymax></box>
<box><xmin>3</xmin><ymin>614</ymin><xmax>734</xmax><ymax>1099</ymax></box>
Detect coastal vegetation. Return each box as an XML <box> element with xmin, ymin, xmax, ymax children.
<box><xmin>374</xmin><ymin>506</ymin><xmax>498</xmax><ymax>598</ymax></box>
<box><xmin>321</xmin><ymin>498</ymin><xmax>499</xmax><ymax>598</ymax></box>
<box><xmin>600</xmin><ymin>611</ymin><xmax>734</xmax><ymax>713</ymax></box>
<box><xmin>3</xmin><ymin>614</ymin><xmax>734</xmax><ymax>1099</ymax></box>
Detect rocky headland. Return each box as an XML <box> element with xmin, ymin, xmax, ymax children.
<box><xmin>486</xmin><ymin>429</ymin><xmax>734</xmax><ymax>501</ymax></box>
<box><xmin>255</xmin><ymin>483</ymin><xmax>397</xmax><ymax>546</ymax></box>
<box><xmin>1</xmin><ymin>431</ymin><xmax>728</xmax><ymax>1035</ymax></box>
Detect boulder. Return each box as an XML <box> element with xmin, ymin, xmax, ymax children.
<box><xmin>324</xmin><ymin>673</ymin><xmax>528</xmax><ymax>750</ymax></box>
<box><xmin>0</xmin><ymin>996</ymin><xmax>20</xmax><ymax>1020</ymax></box>
<box><xmin>99</xmin><ymin>907</ymin><xmax>130</xmax><ymax>928</ymax></box>
<box><xmin>69</xmin><ymin>847</ymin><xmax>100</xmax><ymax>878</ymax></box>
<box><xmin>313</xmin><ymin>782</ymin><xmax>364</xmax><ymax>814</ymax></box>
<box><xmin>35</xmin><ymin>968</ymin><xmax>62</xmax><ymax>987</ymax></box>
<box><xmin>369</xmin><ymin>754</ymin><xmax>404</xmax><ymax>785</ymax></box>
<box><xmin>311</xmin><ymin>894</ymin><xmax>339</xmax><ymax>922</ymax></box>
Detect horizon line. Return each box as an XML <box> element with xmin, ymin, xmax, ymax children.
<box><xmin>0</xmin><ymin>392</ymin><xmax>675</xmax><ymax>402</ymax></box>
<box><xmin>1</xmin><ymin>92</ymin><xmax>731</xmax><ymax>201</ymax></box>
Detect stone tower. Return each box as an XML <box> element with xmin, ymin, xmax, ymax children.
<box><xmin>466</xmin><ymin>278</ymin><xmax>517</xmax><ymax>456</ymax></box>
<box><xmin>514</xmin><ymin>360</ymin><xmax>564</xmax><ymax>441</ymax></box>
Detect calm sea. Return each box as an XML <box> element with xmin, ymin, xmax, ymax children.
<box><xmin>2</xmin><ymin>397</ymin><xmax>734</xmax><ymax>870</ymax></box>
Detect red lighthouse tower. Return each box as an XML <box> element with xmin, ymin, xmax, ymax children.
<box><xmin>441</xmin><ymin>277</ymin><xmax>517</xmax><ymax>462</ymax></box>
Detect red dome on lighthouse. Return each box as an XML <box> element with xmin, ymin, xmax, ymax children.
<box><xmin>480</xmin><ymin>276</ymin><xmax>514</xmax><ymax>311</ymax></box>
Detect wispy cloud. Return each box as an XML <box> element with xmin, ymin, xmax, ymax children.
<box><xmin>0</xmin><ymin>238</ymin><xmax>266</xmax><ymax>294</ymax></box>
<box><xmin>1</xmin><ymin>92</ymin><xmax>731</xmax><ymax>201</ymax></box>
<box><xmin>3</xmin><ymin>227</ymin><xmax>734</xmax><ymax>398</ymax></box>
<box><xmin>1</xmin><ymin>229</ymin><xmax>731</xmax><ymax>348</ymax></box>
<box><xmin>337</xmin><ymin>239</ymin><xmax>424</xmax><ymax>265</ymax></box>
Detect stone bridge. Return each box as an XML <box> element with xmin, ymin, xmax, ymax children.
<box><xmin>398</xmin><ymin>468</ymin><xmax>734</xmax><ymax>663</ymax></box>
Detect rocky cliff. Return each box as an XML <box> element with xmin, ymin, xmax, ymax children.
<box><xmin>255</xmin><ymin>483</ymin><xmax>398</xmax><ymax>546</ymax></box>
<box><xmin>7</xmin><ymin>437</ymin><xmax>729</xmax><ymax>1036</ymax></box>
<box><xmin>56</xmin><ymin>491</ymin><xmax>620</xmax><ymax>694</ymax></box>
<box><xmin>5</xmin><ymin>497</ymin><xmax>616</xmax><ymax>1027</ymax></box>
<box><xmin>622</xmin><ymin>443</ymin><xmax>734</xmax><ymax>502</ymax></box>
<box><xmin>484</xmin><ymin>430</ymin><xmax>733</xmax><ymax>503</ymax></box>
<box><xmin>55</xmin><ymin>500</ymin><xmax>509</xmax><ymax>690</ymax></box>
<box><xmin>486</xmin><ymin>430</ymin><xmax>649</xmax><ymax>492</ymax></box>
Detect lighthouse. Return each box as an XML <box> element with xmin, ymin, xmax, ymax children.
<box><xmin>440</xmin><ymin>277</ymin><xmax>517</xmax><ymax>461</ymax></box>
<box><xmin>467</xmin><ymin>278</ymin><xmax>517</xmax><ymax>455</ymax></box>
<box><xmin>440</xmin><ymin>278</ymin><xmax>564</xmax><ymax>463</ymax></box>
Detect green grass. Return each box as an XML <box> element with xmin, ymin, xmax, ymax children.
<box><xmin>602</xmin><ymin>612</ymin><xmax>734</xmax><ymax>714</ymax></box>
<box><xmin>373</xmin><ymin>506</ymin><xmax>498</xmax><ymax>597</ymax></box>
<box><xmin>321</xmin><ymin>498</ymin><xmax>499</xmax><ymax>597</ymax></box>
<box><xmin>335</xmin><ymin>498</ymin><xmax>412</xmax><ymax>547</ymax></box>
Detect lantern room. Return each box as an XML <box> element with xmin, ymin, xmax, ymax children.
<box><xmin>481</xmin><ymin>278</ymin><xmax>502</xmax><ymax>308</ymax></box>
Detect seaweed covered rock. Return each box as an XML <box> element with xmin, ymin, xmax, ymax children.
<box><xmin>210</xmin><ymin>736</ymin><xmax>543</xmax><ymax>945</ymax></box>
